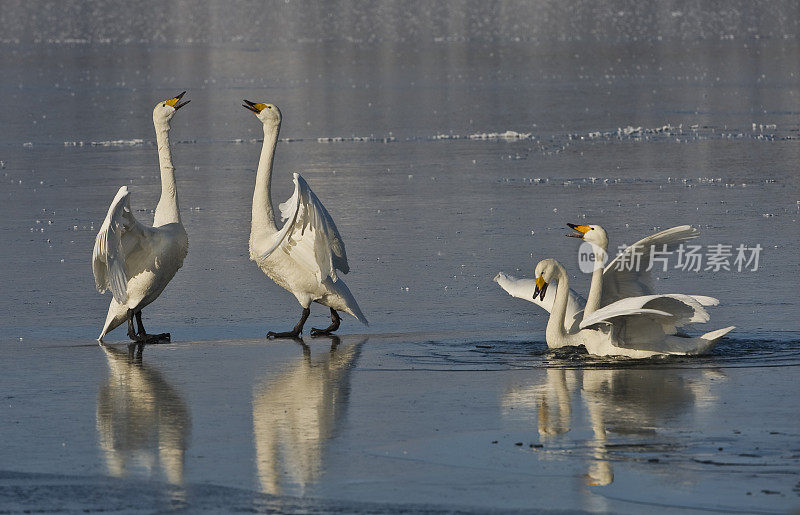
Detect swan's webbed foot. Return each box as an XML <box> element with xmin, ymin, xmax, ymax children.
<box><xmin>144</xmin><ymin>333</ymin><xmax>171</xmax><ymax>343</ymax></box>
<box><xmin>267</xmin><ymin>329</ymin><xmax>303</xmax><ymax>339</ymax></box>
<box><xmin>311</xmin><ymin>308</ymin><xmax>341</xmax><ymax>337</ymax></box>
<box><xmin>267</xmin><ymin>307</ymin><xmax>310</xmax><ymax>339</ymax></box>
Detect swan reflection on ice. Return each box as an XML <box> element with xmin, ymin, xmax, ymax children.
<box><xmin>96</xmin><ymin>343</ymin><xmax>190</xmax><ymax>486</ymax></box>
<box><xmin>502</xmin><ymin>366</ymin><xmax>723</xmax><ymax>486</ymax></box>
<box><xmin>252</xmin><ymin>336</ymin><xmax>367</xmax><ymax>495</ymax></box>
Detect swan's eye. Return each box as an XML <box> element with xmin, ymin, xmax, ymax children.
<box><xmin>266</xmin><ymin>105</ymin><xmax>272</xmax><ymax>109</ymax></box>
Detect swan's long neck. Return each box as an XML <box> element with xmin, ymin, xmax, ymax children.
<box><xmin>152</xmin><ymin>121</ymin><xmax>181</xmax><ymax>227</ymax></box>
<box><xmin>251</xmin><ymin>122</ymin><xmax>280</xmax><ymax>237</ymax></box>
<box><xmin>546</xmin><ymin>265</ymin><xmax>571</xmax><ymax>344</ymax></box>
<box><xmin>584</xmin><ymin>244</ymin><xmax>607</xmax><ymax>316</ymax></box>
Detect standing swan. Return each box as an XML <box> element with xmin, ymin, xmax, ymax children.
<box><xmin>532</xmin><ymin>258</ymin><xmax>734</xmax><ymax>358</ymax></box>
<box><xmin>242</xmin><ymin>100</ymin><xmax>367</xmax><ymax>338</ymax></box>
<box><xmin>92</xmin><ymin>92</ymin><xmax>190</xmax><ymax>343</ymax></box>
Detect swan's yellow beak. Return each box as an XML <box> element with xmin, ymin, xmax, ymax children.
<box><xmin>242</xmin><ymin>99</ymin><xmax>268</xmax><ymax>114</ymax></box>
<box><xmin>165</xmin><ymin>91</ymin><xmax>190</xmax><ymax>110</ymax></box>
<box><xmin>567</xmin><ymin>223</ymin><xmax>591</xmax><ymax>238</ymax></box>
<box><xmin>533</xmin><ymin>274</ymin><xmax>548</xmax><ymax>301</ymax></box>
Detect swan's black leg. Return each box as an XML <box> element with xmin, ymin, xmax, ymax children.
<box><xmin>268</xmin><ymin>307</ymin><xmax>310</xmax><ymax>339</ymax></box>
<box><xmin>132</xmin><ymin>311</ymin><xmax>170</xmax><ymax>343</ymax></box>
<box><xmin>126</xmin><ymin>309</ymin><xmax>143</xmax><ymax>341</ymax></box>
<box><xmin>311</xmin><ymin>308</ymin><xmax>341</xmax><ymax>336</ymax></box>
<box><xmin>135</xmin><ymin>311</ymin><xmax>146</xmax><ymax>336</ymax></box>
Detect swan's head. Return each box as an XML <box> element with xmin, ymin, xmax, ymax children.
<box><xmin>533</xmin><ymin>258</ymin><xmax>561</xmax><ymax>301</ymax></box>
<box><xmin>242</xmin><ymin>100</ymin><xmax>282</xmax><ymax>126</ymax></box>
<box><xmin>567</xmin><ymin>223</ymin><xmax>608</xmax><ymax>248</ymax></box>
<box><xmin>152</xmin><ymin>91</ymin><xmax>189</xmax><ymax>124</ymax></box>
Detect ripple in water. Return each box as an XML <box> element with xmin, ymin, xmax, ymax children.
<box><xmin>391</xmin><ymin>333</ymin><xmax>800</xmax><ymax>371</ymax></box>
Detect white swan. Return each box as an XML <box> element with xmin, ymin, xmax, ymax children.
<box><xmin>494</xmin><ymin>224</ymin><xmax>712</xmax><ymax>330</ymax></box>
<box><xmin>92</xmin><ymin>92</ymin><xmax>190</xmax><ymax>343</ymax></box>
<box><xmin>532</xmin><ymin>258</ymin><xmax>734</xmax><ymax>358</ymax></box>
<box><xmin>243</xmin><ymin>100</ymin><xmax>368</xmax><ymax>338</ymax></box>
<box><xmin>566</xmin><ymin>223</ymin><xmax>713</xmax><ymax>316</ymax></box>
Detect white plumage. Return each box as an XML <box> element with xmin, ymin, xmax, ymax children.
<box><xmin>598</xmin><ymin>225</ymin><xmax>701</xmax><ymax>308</ymax></box>
<box><xmin>493</xmin><ymin>272</ymin><xmax>585</xmax><ymax>333</ymax></box>
<box><xmin>495</xmin><ymin>224</ymin><xmax>734</xmax><ymax>357</ymax></box>
<box><xmin>496</xmin><ymin>225</ymin><xmax>701</xmax><ymax>317</ymax></box>
<box><xmin>244</xmin><ymin>100</ymin><xmax>366</xmax><ymax>337</ymax></box>
<box><xmin>93</xmin><ymin>93</ymin><xmax>190</xmax><ymax>342</ymax></box>
<box><xmin>533</xmin><ymin>258</ymin><xmax>734</xmax><ymax>358</ymax></box>
<box><xmin>257</xmin><ymin>174</ymin><xmax>349</xmax><ymax>284</ymax></box>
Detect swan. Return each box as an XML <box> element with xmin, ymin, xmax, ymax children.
<box><xmin>566</xmin><ymin>223</ymin><xmax>714</xmax><ymax>316</ymax></box>
<box><xmin>532</xmin><ymin>258</ymin><xmax>735</xmax><ymax>358</ymax></box>
<box><xmin>494</xmin><ymin>224</ymin><xmax>711</xmax><ymax>329</ymax></box>
<box><xmin>243</xmin><ymin>100</ymin><xmax>368</xmax><ymax>338</ymax></box>
<box><xmin>92</xmin><ymin>92</ymin><xmax>190</xmax><ymax>343</ymax></box>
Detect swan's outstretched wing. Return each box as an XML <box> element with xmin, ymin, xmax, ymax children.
<box><xmin>579</xmin><ymin>293</ymin><xmax>719</xmax><ymax>353</ymax></box>
<box><xmin>580</xmin><ymin>294</ymin><xmax>711</xmax><ymax>331</ymax></box>
<box><xmin>494</xmin><ymin>272</ymin><xmax>586</xmax><ymax>333</ymax></box>
<box><xmin>92</xmin><ymin>186</ymin><xmax>156</xmax><ymax>304</ymax></box>
<box><xmin>258</xmin><ymin>173</ymin><xmax>349</xmax><ymax>283</ymax></box>
<box><xmin>602</xmin><ymin>225</ymin><xmax>699</xmax><ymax>306</ymax></box>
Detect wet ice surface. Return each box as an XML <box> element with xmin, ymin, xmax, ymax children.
<box><xmin>3</xmin><ymin>39</ymin><xmax>800</xmax><ymax>341</ymax></box>
<box><xmin>2</xmin><ymin>335</ymin><xmax>799</xmax><ymax>513</ymax></box>
<box><xmin>2</xmin><ymin>3</ymin><xmax>800</xmax><ymax>512</ymax></box>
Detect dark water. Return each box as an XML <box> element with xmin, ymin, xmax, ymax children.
<box><xmin>1</xmin><ymin>1</ymin><xmax>799</xmax><ymax>512</ymax></box>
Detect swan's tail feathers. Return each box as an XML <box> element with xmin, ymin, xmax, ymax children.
<box><xmin>682</xmin><ymin>326</ymin><xmax>736</xmax><ymax>355</ymax></box>
<box><xmin>349</xmin><ymin>301</ymin><xmax>369</xmax><ymax>326</ymax></box>
<box><xmin>699</xmin><ymin>325</ymin><xmax>736</xmax><ymax>344</ymax></box>
<box><xmin>329</xmin><ymin>278</ymin><xmax>368</xmax><ymax>325</ymax></box>
<box><xmin>98</xmin><ymin>300</ymin><xmax>128</xmax><ymax>343</ymax></box>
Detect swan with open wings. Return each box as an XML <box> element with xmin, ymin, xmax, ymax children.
<box><xmin>243</xmin><ymin>101</ymin><xmax>367</xmax><ymax>338</ymax></box>
<box><xmin>92</xmin><ymin>92</ymin><xmax>190</xmax><ymax>343</ymax></box>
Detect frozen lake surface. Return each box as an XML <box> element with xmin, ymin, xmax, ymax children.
<box><xmin>2</xmin><ymin>335</ymin><xmax>799</xmax><ymax>513</ymax></box>
<box><xmin>1</xmin><ymin>2</ymin><xmax>799</xmax><ymax>512</ymax></box>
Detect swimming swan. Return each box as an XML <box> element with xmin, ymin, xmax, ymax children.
<box><xmin>494</xmin><ymin>224</ymin><xmax>710</xmax><ymax>330</ymax></box>
<box><xmin>565</xmin><ymin>224</ymin><xmax>713</xmax><ymax>316</ymax></box>
<box><xmin>532</xmin><ymin>258</ymin><xmax>734</xmax><ymax>358</ymax></box>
